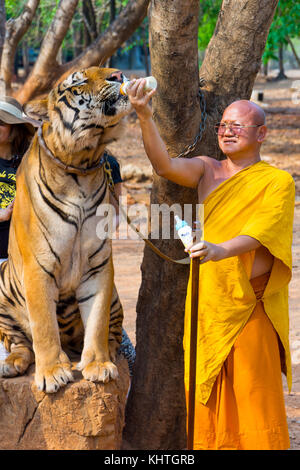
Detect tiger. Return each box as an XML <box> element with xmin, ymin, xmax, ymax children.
<box><xmin>0</xmin><ymin>67</ymin><xmax>132</xmax><ymax>393</ymax></box>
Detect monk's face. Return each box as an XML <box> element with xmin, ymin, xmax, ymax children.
<box><xmin>217</xmin><ymin>101</ymin><xmax>267</xmax><ymax>159</ymax></box>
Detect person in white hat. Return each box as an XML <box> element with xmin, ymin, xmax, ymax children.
<box><xmin>0</xmin><ymin>96</ymin><xmax>40</xmax><ymax>361</ymax></box>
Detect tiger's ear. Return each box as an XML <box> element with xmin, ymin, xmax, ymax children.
<box><xmin>24</xmin><ymin>98</ymin><xmax>49</xmax><ymax>122</ymax></box>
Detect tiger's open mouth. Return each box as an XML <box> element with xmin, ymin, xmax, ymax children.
<box><xmin>102</xmin><ymin>74</ymin><xmax>131</xmax><ymax>117</ymax></box>
<box><xmin>106</xmin><ymin>71</ymin><xmax>130</xmax><ymax>100</ymax></box>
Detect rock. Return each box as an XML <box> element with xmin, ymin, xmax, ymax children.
<box><xmin>0</xmin><ymin>356</ymin><xmax>129</xmax><ymax>450</ymax></box>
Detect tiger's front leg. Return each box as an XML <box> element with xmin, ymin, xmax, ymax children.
<box><xmin>76</xmin><ymin>255</ymin><xmax>118</xmax><ymax>383</ymax></box>
<box><xmin>23</xmin><ymin>260</ymin><xmax>74</xmax><ymax>393</ymax></box>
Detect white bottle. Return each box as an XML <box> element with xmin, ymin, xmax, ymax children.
<box><xmin>175</xmin><ymin>215</ymin><xmax>194</xmax><ymax>249</ymax></box>
<box><xmin>120</xmin><ymin>76</ymin><xmax>157</xmax><ymax>95</ymax></box>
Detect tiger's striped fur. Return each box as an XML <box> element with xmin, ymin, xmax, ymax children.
<box><xmin>0</xmin><ymin>67</ymin><xmax>131</xmax><ymax>393</ymax></box>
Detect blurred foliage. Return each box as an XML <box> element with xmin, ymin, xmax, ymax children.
<box><xmin>197</xmin><ymin>0</ymin><xmax>300</xmax><ymax>67</ymax></box>
<box><xmin>198</xmin><ymin>0</ymin><xmax>222</xmax><ymax>51</ymax></box>
<box><xmin>4</xmin><ymin>0</ymin><xmax>300</xmax><ymax>69</ymax></box>
<box><xmin>5</xmin><ymin>0</ymin><xmax>139</xmax><ymax>63</ymax></box>
<box><xmin>262</xmin><ymin>0</ymin><xmax>300</xmax><ymax>64</ymax></box>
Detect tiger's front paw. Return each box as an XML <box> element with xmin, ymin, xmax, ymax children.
<box><xmin>35</xmin><ymin>360</ymin><xmax>74</xmax><ymax>393</ymax></box>
<box><xmin>78</xmin><ymin>360</ymin><xmax>119</xmax><ymax>383</ymax></box>
<box><xmin>0</xmin><ymin>348</ymin><xmax>33</xmax><ymax>377</ymax></box>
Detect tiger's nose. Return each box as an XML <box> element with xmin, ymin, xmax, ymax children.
<box><xmin>109</xmin><ymin>71</ymin><xmax>123</xmax><ymax>83</ymax></box>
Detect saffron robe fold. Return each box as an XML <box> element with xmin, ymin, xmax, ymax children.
<box><xmin>183</xmin><ymin>160</ymin><xmax>295</xmax><ymax>405</ymax></box>
<box><xmin>187</xmin><ymin>272</ymin><xmax>290</xmax><ymax>450</ymax></box>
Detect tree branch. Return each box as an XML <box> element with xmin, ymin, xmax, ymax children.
<box><xmin>200</xmin><ymin>0</ymin><xmax>279</xmax><ymax>98</ymax></box>
<box><xmin>0</xmin><ymin>0</ymin><xmax>40</xmax><ymax>94</ymax></box>
<box><xmin>15</xmin><ymin>0</ymin><xmax>79</xmax><ymax>103</ymax></box>
<box><xmin>287</xmin><ymin>36</ymin><xmax>300</xmax><ymax>68</ymax></box>
<box><xmin>60</xmin><ymin>0</ymin><xmax>150</xmax><ymax>73</ymax></box>
<box><xmin>16</xmin><ymin>0</ymin><xmax>149</xmax><ymax>103</ymax></box>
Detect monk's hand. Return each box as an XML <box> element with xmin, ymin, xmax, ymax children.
<box><xmin>127</xmin><ymin>78</ymin><xmax>156</xmax><ymax>121</ymax></box>
<box><xmin>185</xmin><ymin>240</ymin><xmax>225</xmax><ymax>264</ymax></box>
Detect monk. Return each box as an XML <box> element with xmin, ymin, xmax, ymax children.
<box><xmin>127</xmin><ymin>79</ymin><xmax>295</xmax><ymax>450</ymax></box>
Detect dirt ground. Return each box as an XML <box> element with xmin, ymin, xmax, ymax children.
<box><xmin>108</xmin><ymin>70</ymin><xmax>300</xmax><ymax>450</ymax></box>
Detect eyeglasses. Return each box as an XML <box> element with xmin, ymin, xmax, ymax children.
<box><xmin>215</xmin><ymin>123</ymin><xmax>264</xmax><ymax>136</ymax></box>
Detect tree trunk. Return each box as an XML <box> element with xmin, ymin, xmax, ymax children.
<box><xmin>72</xmin><ymin>22</ymin><xmax>82</xmax><ymax>59</ymax></box>
<box><xmin>108</xmin><ymin>0</ymin><xmax>116</xmax><ymax>67</ymax></box>
<box><xmin>82</xmin><ymin>0</ymin><xmax>97</xmax><ymax>47</ymax></box>
<box><xmin>0</xmin><ymin>0</ymin><xmax>40</xmax><ymax>95</ymax></box>
<box><xmin>276</xmin><ymin>44</ymin><xmax>287</xmax><ymax>80</ymax></box>
<box><xmin>22</xmin><ymin>41</ymin><xmax>30</xmax><ymax>78</ymax></box>
<box><xmin>16</xmin><ymin>0</ymin><xmax>150</xmax><ymax>104</ymax></box>
<box><xmin>287</xmin><ymin>37</ymin><xmax>300</xmax><ymax>68</ymax></box>
<box><xmin>0</xmin><ymin>0</ymin><xmax>5</xmax><ymax>67</ymax></box>
<box><xmin>123</xmin><ymin>0</ymin><xmax>279</xmax><ymax>450</ymax></box>
<box><xmin>110</xmin><ymin>0</ymin><xmax>116</xmax><ymax>22</ymax></box>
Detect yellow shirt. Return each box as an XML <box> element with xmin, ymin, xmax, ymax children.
<box><xmin>183</xmin><ymin>160</ymin><xmax>295</xmax><ymax>405</ymax></box>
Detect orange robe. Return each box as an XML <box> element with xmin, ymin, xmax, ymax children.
<box><xmin>183</xmin><ymin>161</ymin><xmax>295</xmax><ymax>450</ymax></box>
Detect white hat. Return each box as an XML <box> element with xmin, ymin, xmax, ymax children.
<box><xmin>0</xmin><ymin>96</ymin><xmax>41</xmax><ymax>128</ymax></box>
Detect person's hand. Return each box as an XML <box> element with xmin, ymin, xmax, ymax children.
<box><xmin>0</xmin><ymin>200</ymin><xmax>15</xmax><ymax>222</ymax></box>
<box><xmin>185</xmin><ymin>240</ymin><xmax>226</xmax><ymax>264</ymax></box>
<box><xmin>127</xmin><ymin>78</ymin><xmax>156</xmax><ymax>121</ymax></box>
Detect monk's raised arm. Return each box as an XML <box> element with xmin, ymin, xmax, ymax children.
<box><xmin>127</xmin><ymin>78</ymin><xmax>205</xmax><ymax>189</ymax></box>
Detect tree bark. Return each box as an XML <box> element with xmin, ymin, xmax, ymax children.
<box><xmin>0</xmin><ymin>0</ymin><xmax>6</xmax><ymax>68</ymax></box>
<box><xmin>123</xmin><ymin>0</ymin><xmax>279</xmax><ymax>450</ymax></box>
<box><xmin>16</xmin><ymin>0</ymin><xmax>150</xmax><ymax>103</ymax></box>
<box><xmin>123</xmin><ymin>0</ymin><xmax>202</xmax><ymax>451</ymax></box>
<box><xmin>0</xmin><ymin>0</ymin><xmax>40</xmax><ymax>95</ymax></box>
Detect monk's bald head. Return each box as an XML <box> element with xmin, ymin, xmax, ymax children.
<box><xmin>218</xmin><ymin>99</ymin><xmax>268</xmax><ymax>158</ymax></box>
<box><xmin>222</xmin><ymin>100</ymin><xmax>266</xmax><ymax>125</ymax></box>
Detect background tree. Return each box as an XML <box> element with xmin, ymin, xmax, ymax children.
<box><xmin>0</xmin><ymin>0</ymin><xmax>6</xmax><ymax>68</ymax></box>
<box><xmin>123</xmin><ymin>0</ymin><xmax>279</xmax><ymax>450</ymax></box>
<box><xmin>262</xmin><ymin>0</ymin><xmax>300</xmax><ymax>79</ymax></box>
<box><xmin>198</xmin><ymin>0</ymin><xmax>222</xmax><ymax>62</ymax></box>
<box><xmin>0</xmin><ymin>0</ymin><xmax>40</xmax><ymax>95</ymax></box>
<box><xmin>0</xmin><ymin>0</ymin><xmax>150</xmax><ymax>101</ymax></box>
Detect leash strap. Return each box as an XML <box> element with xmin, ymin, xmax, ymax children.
<box><xmin>104</xmin><ymin>158</ymin><xmax>190</xmax><ymax>266</ymax></box>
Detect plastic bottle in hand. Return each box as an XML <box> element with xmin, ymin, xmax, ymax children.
<box><xmin>175</xmin><ymin>215</ymin><xmax>194</xmax><ymax>249</ymax></box>
<box><xmin>120</xmin><ymin>76</ymin><xmax>157</xmax><ymax>96</ymax></box>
